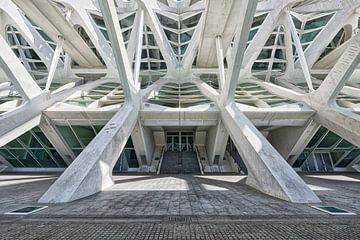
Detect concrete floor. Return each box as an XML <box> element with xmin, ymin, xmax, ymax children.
<box><xmin>0</xmin><ymin>173</ymin><xmax>359</xmax><ymax>217</ymax></box>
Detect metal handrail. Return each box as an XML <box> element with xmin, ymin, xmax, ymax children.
<box><xmin>156</xmin><ymin>146</ymin><xmax>165</xmax><ymax>175</ymax></box>
<box><xmin>195</xmin><ymin>146</ymin><xmax>204</xmax><ymax>175</ymax></box>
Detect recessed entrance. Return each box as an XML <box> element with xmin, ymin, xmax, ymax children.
<box><xmin>166</xmin><ymin>131</ymin><xmax>194</xmax><ymax>152</ymax></box>
<box><xmin>160</xmin><ymin>132</ymin><xmax>200</xmax><ymax>174</ymax></box>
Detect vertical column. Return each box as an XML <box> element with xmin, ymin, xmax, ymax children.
<box><xmin>205</xmin><ymin>119</ymin><xmax>229</xmax><ymax>165</ymax></box>
<box><xmin>131</xmin><ymin>121</ymin><xmax>155</xmax><ymax>167</ymax></box>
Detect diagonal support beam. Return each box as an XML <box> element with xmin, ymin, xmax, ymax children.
<box><xmin>216</xmin><ymin>35</ymin><xmax>226</xmax><ymax>90</ymax></box>
<box><xmin>286</xmin><ymin>10</ymin><xmax>314</xmax><ymax>92</ymax></box>
<box><xmin>221</xmin><ymin>0</ymin><xmax>258</xmax><ymax>104</ymax></box>
<box><xmin>0</xmin><ymin>34</ymin><xmax>43</xmax><ymax>100</ymax></box>
<box><xmin>98</xmin><ymin>0</ymin><xmax>135</xmax><ymax>101</ymax></box>
<box><xmin>39</xmin><ymin>104</ymin><xmax>138</xmax><ymax>203</ymax></box>
<box><xmin>314</xmin><ymin>34</ymin><xmax>360</xmax><ymax>103</ymax></box>
<box><xmin>221</xmin><ymin>103</ymin><xmax>320</xmax><ymax>203</ymax></box>
<box><xmin>305</xmin><ymin>33</ymin><xmax>360</xmax><ymax>147</ymax></box>
<box><xmin>133</xmin><ymin>10</ymin><xmax>144</xmax><ymax>88</ymax></box>
<box><xmin>45</xmin><ymin>36</ymin><xmax>64</xmax><ymax>92</ymax></box>
<box><xmin>138</xmin><ymin>0</ymin><xmax>179</xmax><ymax>73</ymax></box>
<box><xmin>39</xmin><ymin>115</ymin><xmax>75</xmax><ymax>165</ymax></box>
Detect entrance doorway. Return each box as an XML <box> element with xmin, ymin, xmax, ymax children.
<box><xmin>161</xmin><ymin>132</ymin><xmax>199</xmax><ymax>174</ymax></box>
<box><xmin>166</xmin><ymin>132</ymin><xmax>194</xmax><ymax>152</ymax></box>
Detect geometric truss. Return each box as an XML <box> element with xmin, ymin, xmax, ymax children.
<box><xmin>1</xmin><ymin>0</ymin><xmax>360</xmax><ymax>204</ymax></box>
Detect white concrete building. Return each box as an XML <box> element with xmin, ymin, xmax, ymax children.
<box><xmin>0</xmin><ymin>0</ymin><xmax>359</xmax><ymax>203</ymax></box>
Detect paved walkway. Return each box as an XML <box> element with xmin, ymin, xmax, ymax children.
<box><xmin>0</xmin><ymin>173</ymin><xmax>360</xmax><ymax>217</ymax></box>
<box><xmin>0</xmin><ymin>217</ymin><xmax>359</xmax><ymax>239</ymax></box>
<box><xmin>0</xmin><ymin>173</ymin><xmax>359</xmax><ymax>239</ymax></box>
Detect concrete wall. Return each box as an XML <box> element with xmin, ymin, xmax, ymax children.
<box><xmin>195</xmin><ymin>131</ymin><xmax>206</xmax><ymax>146</ymax></box>
<box><xmin>153</xmin><ymin>131</ymin><xmax>166</xmax><ymax>146</ymax></box>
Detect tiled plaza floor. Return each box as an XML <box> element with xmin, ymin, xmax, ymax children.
<box><xmin>0</xmin><ymin>173</ymin><xmax>359</xmax><ymax>239</ymax></box>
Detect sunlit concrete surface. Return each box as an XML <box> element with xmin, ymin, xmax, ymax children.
<box><xmin>0</xmin><ymin>173</ymin><xmax>359</xmax><ymax>217</ymax></box>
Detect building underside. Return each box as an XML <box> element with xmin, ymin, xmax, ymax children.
<box><xmin>0</xmin><ymin>0</ymin><xmax>359</xmax><ymax>204</ymax></box>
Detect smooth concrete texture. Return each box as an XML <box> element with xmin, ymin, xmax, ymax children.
<box><xmin>38</xmin><ymin>104</ymin><xmax>138</xmax><ymax>203</ymax></box>
<box><xmin>12</xmin><ymin>0</ymin><xmax>103</xmax><ymax>68</ymax></box>
<box><xmin>221</xmin><ymin>103</ymin><xmax>320</xmax><ymax>203</ymax></box>
<box><xmin>131</xmin><ymin>121</ymin><xmax>155</xmax><ymax>166</ymax></box>
<box><xmin>1</xmin><ymin>0</ymin><xmax>360</xmax><ymax>208</ymax></box>
<box><xmin>205</xmin><ymin>119</ymin><xmax>229</xmax><ymax>165</ymax></box>
<box><xmin>267</xmin><ymin>120</ymin><xmax>320</xmax><ymax>162</ymax></box>
<box><xmin>306</xmin><ymin>33</ymin><xmax>360</xmax><ymax>148</ymax></box>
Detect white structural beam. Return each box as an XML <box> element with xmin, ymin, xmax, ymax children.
<box><xmin>0</xmin><ymin>0</ymin><xmax>58</xmax><ymax>69</ymax></box>
<box><xmin>305</xmin><ymin>33</ymin><xmax>360</xmax><ymax>147</ymax></box>
<box><xmin>131</xmin><ymin>121</ymin><xmax>155</xmax><ymax>167</ymax></box>
<box><xmin>286</xmin><ymin>10</ymin><xmax>314</xmax><ymax>92</ymax></box>
<box><xmin>292</xmin><ymin>0</ymin><xmax>360</xmax><ymax>13</ymax></box>
<box><xmin>12</xmin><ymin>0</ymin><xmax>103</xmax><ymax>68</ymax></box>
<box><xmin>0</xmin><ymin>81</ymin><xmax>92</xmax><ymax>148</ymax></box>
<box><xmin>268</xmin><ymin>120</ymin><xmax>321</xmax><ymax>164</ymax></box>
<box><xmin>98</xmin><ymin>0</ymin><xmax>135</xmax><ymax>100</ymax></box>
<box><xmin>138</xmin><ymin>0</ymin><xmax>178</xmax><ymax>73</ymax></box>
<box><xmin>38</xmin><ymin>116</ymin><xmax>75</xmax><ymax>165</ymax></box>
<box><xmin>45</xmin><ymin>36</ymin><xmax>65</xmax><ymax>92</ymax></box>
<box><xmin>221</xmin><ymin>0</ymin><xmax>258</xmax><ymax>104</ymax></box>
<box><xmin>205</xmin><ymin>119</ymin><xmax>229</xmax><ymax>165</ymax></box>
<box><xmin>0</xmin><ymin>34</ymin><xmax>43</xmax><ymax>100</ymax></box>
<box><xmin>302</xmin><ymin>7</ymin><xmax>360</xmax><ymax>68</ymax></box>
<box><xmin>39</xmin><ymin>104</ymin><xmax>138</xmax><ymax>203</ymax></box>
<box><xmin>315</xmin><ymin>34</ymin><xmax>360</xmax><ymax>102</ymax></box>
<box><xmin>215</xmin><ymin>36</ymin><xmax>226</xmax><ymax>90</ymax></box>
<box><xmin>197</xmin><ymin>0</ymin><xmax>240</xmax><ymax>67</ymax></box>
<box><xmin>181</xmin><ymin>12</ymin><xmax>205</xmax><ymax>72</ymax></box>
<box><xmin>221</xmin><ymin>103</ymin><xmax>320</xmax><ymax>203</ymax></box>
<box><xmin>0</xmin><ymin>112</ymin><xmax>42</xmax><ymax>148</ymax></box>
<box><xmin>241</xmin><ymin>0</ymin><xmax>292</xmax><ymax>76</ymax></box>
<box><xmin>133</xmin><ymin>10</ymin><xmax>144</xmax><ymax>88</ymax></box>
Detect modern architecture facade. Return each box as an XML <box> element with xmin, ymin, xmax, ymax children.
<box><xmin>0</xmin><ymin>0</ymin><xmax>359</xmax><ymax>204</ymax></box>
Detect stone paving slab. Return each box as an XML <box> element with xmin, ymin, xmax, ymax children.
<box><xmin>0</xmin><ymin>173</ymin><xmax>359</xmax><ymax>218</ymax></box>
<box><xmin>0</xmin><ymin>217</ymin><xmax>359</xmax><ymax>240</ymax></box>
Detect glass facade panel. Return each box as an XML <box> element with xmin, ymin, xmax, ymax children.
<box><xmin>294</xmin><ymin>127</ymin><xmax>360</xmax><ymax>171</ymax></box>
<box><xmin>0</xmin><ymin>127</ymin><xmax>66</xmax><ymax>168</ymax></box>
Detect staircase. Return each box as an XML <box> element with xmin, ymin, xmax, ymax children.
<box><xmin>160</xmin><ymin>151</ymin><xmax>200</xmax><ymax>174</ymax></box>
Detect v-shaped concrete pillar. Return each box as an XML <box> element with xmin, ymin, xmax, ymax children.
<box><xmin>39</xmin><ymin>104</ymin><xmax>138</xmax><ymax>203</ymax></box>
<box><xmin>221</xmin><ymin>103</ymin><xmax>320</xmax><ymax>203</ymax></box>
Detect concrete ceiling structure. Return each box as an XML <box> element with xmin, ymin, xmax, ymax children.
<box><xmin>0</xmin><ymin>0</ymin><xmax>360</xmax><ymax>204</ymax></box>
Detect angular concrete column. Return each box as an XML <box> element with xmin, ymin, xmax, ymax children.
<box><xmin>39</xmin><ymin>116</ymin><xmax>75</xmax><ymax>165</ymax></box>
<box><xmin>39</xmin><ymin>104</ymin><xmax>138</xmax><ymax>203</ymax></box>
<box><xmin>206</xmin><ymin>119</ymin><xmax>229</xmax><ymax>165</ymax></box>
<box><xmin>0</xmin><ymin>33</ymin><xmax>43</xmax><ymax>100</ymax></box>
<box><xmin>221</xmin><ymin>0</ymin><xmax>258</xmax><ymax>104</ymax></box>
<box><xmin>0</xmin><ymin>0</ymin><xmax>58</xmax><ymax>69</ymax></box>
<box><xmin>305</xmin><ymin>33</ymin><xmax>360</xmax><ymax>147</ymax></box>
<box><xmin>221</xmin><ymin>103</ymin><xmax>320</xmax><ymax>203</ymax></box>
<box><xmin>12</xmin><ymin>0</ymin><xmax>103</xmax><ymax>68</ymax></box>
<box><xmin>297</xmin><ymin>1</ymin><xmax>360</xmax><ymax>68</ymax></box>
<box><xmin>131</xmin><ymin>121</ymin><xmax>155</xmax><ymax>166</ymax></box>
<box><xmin>267</xmin><ymin>120</ymin><xmax>321</xmax><ymax>165</ymax></box>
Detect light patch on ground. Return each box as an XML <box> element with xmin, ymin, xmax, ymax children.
<box><xmin>0</xmin><ymin>175</ymin><xmax>57</xmax><ymax>187</ymax></box>
<box><xmin>201</xmin><ymin>184</ymin><xmax>229</xmax><ymax>191</ymax></box>
<box><xmin>306</xmin><ymin>175</ymin><xmax>360</xmax><ymax>183</ymax></box>
<box><xmin>307</xmin><ymin>184</ymin><xmax>334</xmax><ymax>191</ymax></box>
<box><xmin>106</xmin><ymin>176</ymin><xmax>190</xmax><ymax>191</ymax></box>
<box><xmin>195</xmin><ymin>175</ymin><xmax>246</xmax><ymax>183</ymax></box>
